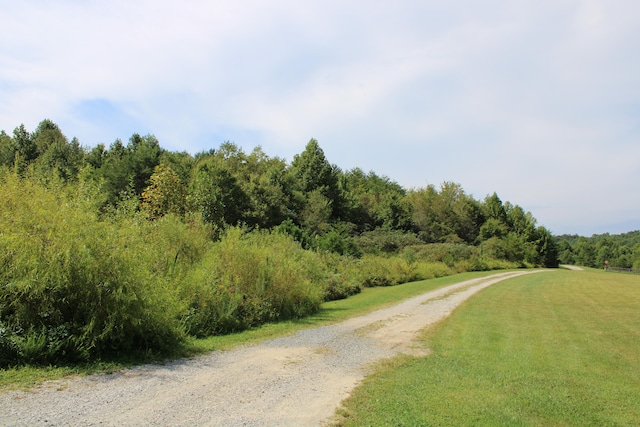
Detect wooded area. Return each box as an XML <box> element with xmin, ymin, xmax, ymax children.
<box><xmin>0</xmin><ymin>119</ymin><xmax>559</xmax><ymax>366</ymax></box>
<box><xmin>555</xmin><ymin>231</ymin><xmax>640</xmax><ymax>270</ymax></box>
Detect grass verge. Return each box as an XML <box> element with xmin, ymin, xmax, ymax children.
<box><xmin>333</xmin><ymin>269</ymin><xmax>640</xmax><ymax>426</ymax></box>
<box><xmin>0</xmin><ymin>270</ymin><xmax>500</xmax><ymax>392</ymax></box>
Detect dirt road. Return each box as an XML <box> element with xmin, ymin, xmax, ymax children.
<box><xmin>0</xmin><ymin>270</ymin><xmax>545</xmax><ymax>426</ymax></box>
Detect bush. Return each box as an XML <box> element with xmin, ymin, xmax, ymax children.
<box><xmin>0</xmin><ymin>174</ymin><xmax>186</xmax><ymax>366</ymax></box>
<box><xmin>353</xmin><ymin>229</ymin><xmax>423</xmax><ymax>254</ymax></box>
<box><xmin>315</xmin><ymin>230</ymin><xmax>361</xmax><ymax>257</ymax></box>
<box><xmin>316</xmin><ymin>253</ymin><xmax>362</xmax><ymax>301</ymax></box>
<box><xmin>404</xmin><ymin>243</ymin><xmax>477</xmax><ymax>264</ymax></box>
<box><xmin>355</xmin><ymin>255</ymin><xmax>418</xmax><ymax>287</ymax></box>
<box><xmin>413</xmin><ymin>262</ymin><xmax>453</xmax><ymax>279</ymax></box>
<box><xmin>179</xmin><ymin>228</ymin><xmax>326</xmax><ymax>336</ymax></box>
<box><xmin>0</xmin><ymin>321</ymin><xmax>19</xmax><ymax>367</ymax></box>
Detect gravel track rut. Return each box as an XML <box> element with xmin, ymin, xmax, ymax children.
<box><xmin>1</xmin><ymin>270</ymin><xmax>545</xmax><ymax>426</ymax></box>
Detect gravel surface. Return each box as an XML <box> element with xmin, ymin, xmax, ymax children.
<box><xmin>0</xmin><ymin>271</ymin><xmax>544</xmax><ymax>426</ymax></box>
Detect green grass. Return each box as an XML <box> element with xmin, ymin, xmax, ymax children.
<box><xmin>333</xmin><ymin>269</ymin><xmax>640</xmax><ymax>426</ymax></box>
<box><xmin>0</xmin><ymin>270</ymin><xmax>499</xmax><ymax>392</ymax></box>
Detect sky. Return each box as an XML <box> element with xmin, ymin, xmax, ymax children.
<box><xmin>1</xmin><ymin>0</ymin><xmax>639</xmax><ymax>236</ymax></box>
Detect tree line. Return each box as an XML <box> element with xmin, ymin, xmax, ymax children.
<box><xmin>555</xmin><ymin>231</ymin><xmax>640</xmax><ymax>270</ymax></box>
<box><xmin>0</xmin><ymin>119</ymin><xmax>558</xmax><ymax>265</ymax></box>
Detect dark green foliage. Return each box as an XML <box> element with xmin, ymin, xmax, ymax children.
<box><xmin>2</xmin><ymin>121</ymin><xmax>85</xmax><ymax>180</ymax></box>
<box><xmin>315</xmin><ymin>230</ymin><xmax>361</xmax><ymax>257</ymax></box>
<box><xmin>24</xmin><ymin>120</ymin><xmax>83</xmax><ymax>181</ymax></box>
<box><xmin>0</xmin><ymin>321</ymin><xmax>20</xmax><ymax>366</ymax></box>
<box><xmin>536</xmin><ymin>226</ymin><xmax>559</xmax><ymax>268</ymax></box>
<box><xmin>483</xmin><ymin>192</ymin><xmax>508</xmax><ymax>223</ymax></box>
<box><xmin>159</xmin><ymin>150</ymin><xmax>194</xmax><ymax>186</ymax></box>
<box><xmin>0</xmin><ymin>130</ymin><xmax>18</xmax><ymax>168</ymax></box>
<box><xmin>479</xmin><ymin>217</ymin><xmax>508</xmax><ymax>239</ymax></box>
<box><xmin>189</xmin><ymin>145</ymin><xmax>296</xmax><ymax>229</ymax></box>
<box><xmin>408</xmin><ymin>182</ymin><xmax>484</xmax><ymax>244</ymax></box>
<box><xmin>556</xmin><ymin>231</ymin><xmax>640</xmax><ymax>269</ymax></box>
<box><xmin>126</xmin><ymin>134</ymin><xmax>163</xmax><ymax>194</ymax></box>
<box><xmin>276</xmin><ymin>219</ymin><xmax>313</xmax><ymax>248</ymax></box>
<box><xmin>188</xmin><ymin>158</ymin><xmax>250</xmax><ymax>227</ymax></box>
<box><xmin>88</xmin><ymin>134</ymin><xmax>163</xmax><ymax>207</ymax></box>
<box><xmin>342</xmin><ymin>168</ymin><xmax>412</xmax><ymax>232</ymax></box>
<box><xmin>557</xmin><ymin>239</ymin><xmax>575</xmax><ymax>265</ymax></box>
<box><xmin>14</xmin><ymin>124</ymin><xmax>37</xmax><ymax>165</ymax></box>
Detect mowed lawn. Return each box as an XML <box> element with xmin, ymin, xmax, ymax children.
<box><xmin>334</xmin><ymin>269</ymin><xmax>640</xmax><ymax>426</ymax></box>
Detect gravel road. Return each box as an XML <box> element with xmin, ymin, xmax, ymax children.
<box><xmin>0</xmin><ymin>270</ymin><xmax>544</xmax><ymax>426</ymax></box>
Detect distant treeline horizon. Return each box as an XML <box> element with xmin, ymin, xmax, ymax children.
<box><xmin>1</xmin><ymin>118</ymin><xmax>558</xmax><ymax>263</ymax></box>
<box><xmin>555</xmin><ymin>230</ymin><xmax>640</xmax><ymax>270</ymax></box>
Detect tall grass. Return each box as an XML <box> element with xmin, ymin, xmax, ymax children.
<box><xmin>0</xmin><ymin>174</ymin><xmax>188</xmax><ymax>365</ymax></box>
<box><xmin>334</xmin><ymin>269</ymin><xmax>640</xmax><ymax>426</ymax></box>
<box><xmin>179</xmin><ymin>228</ymin><xmax>327</xmax><ymax>336</ymax></box>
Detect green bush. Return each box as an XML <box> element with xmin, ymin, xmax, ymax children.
<box><xmin>404</xmin><ymin>243</ymin><xmax>477</xmax><ymax>264</ymax></box>
<box><xmin>179</xmin><ymin>228</ymin><xmax>326</xmax><ymax>336</ymax></box>
<box><xmin>353</xmin><ymin>229</ymin><xmax>423</xmax><ymax>254</ymax></box>
<box><xmin>413</xmin><ymin>262</ymin><xmax>453</xmax><ymax>279</ymax></box>
<box><xmin>0</xmin><ymin>174</ymin><xmax>185</xmax><ymax>366</ymax></box>
<box><xmin>0</xmin><ymin>321</ymin><xmax>19</xmax><ymax>367</ymax></box>
<box><xmin>316</xmin><ymin>253</ymin><xmax>362</xmax><ymax>301</ymax></box>
<box><xmin>355</xmin><ymin>255</ymin><xmax>419</xmax><ymax>287</ymax></box>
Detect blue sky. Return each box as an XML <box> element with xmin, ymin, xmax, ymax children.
<box><xmin>1</xmin><ymin>0</ymin><xmax>639</xmax><ymax>236</ymax></box>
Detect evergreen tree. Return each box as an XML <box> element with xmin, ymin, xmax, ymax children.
<box><xmin>288</xmin><ymin>139</ymin><xmax>343</xmax><ymax>220</ymax></box>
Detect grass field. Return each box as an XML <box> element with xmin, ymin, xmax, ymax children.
<box><xmin>0</xmin><ymin>270</ymin><xmax>499</xmax><ymax>391</ymax></box>
<box><xmin>333</xmin><ymin>269</ymin><xmax>640</xmax><ymax>426</ymax></box>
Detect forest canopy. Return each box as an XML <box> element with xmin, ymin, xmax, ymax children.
<box><xmin>0</xmin><ymin>119</ymin><xmax>558</xmax><ymax>263</ymax></box>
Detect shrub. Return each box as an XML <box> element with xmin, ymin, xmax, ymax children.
<box><xmin>353</xmin><ymin>229</ymin><xmax>423</xmax><ymax>254</ymax></box>
<box><xmin>315</xmin><ymin>230</ymin><xmax>361</xmax><ymax>257</ymax></box>
<box><xmin>316</xmin><ymin>253</ymin><xmax>362</xmax><ymax>301</ymax></box>
<box><xmin>404</xmin><ymin>243</ymin><xmax>477</xmax><ymax>264</ymax></box>
<box><xmin>0</xmin><ymin>321</ymin><xmax>19</xmax><ymax>367</ymax></box>
<box><xmin>413</xmin><ymin>262</ymin><xmax>453</xmax><ymax>279</ymax></box>
<box><xmin>179</xmin><ymin>228</ymin><xmax>326</xmax><ymax>336</ymax></box>
<box><xmin>356</xmin><ymin>255</ymin><xmax>419</xmax><ymax>287</ymax></box>
<box><xmin>0</xmin><ymin>173</ymin><xmax>185</xmax><ymax>366</ymax></box>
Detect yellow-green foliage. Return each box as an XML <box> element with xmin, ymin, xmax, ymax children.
<box><xmin>356</xmin><ymin>255</ymin><xmax>418</xmax><ymax>287</ymax></box>
<box><xmin>0</xmin><ymin>173</ymin><xmax>189</xmax><ymax>365</ymax></box>
<box><xmin>179</xmin><ymin>228</ymin><xmax>327</xmax><ymax>336</ymax></box>
<box><xmin>314</xmin><ymin>252</ymin><xmax>362</xmax><ymax>301</ymax></box>
<box><xmin>413</xmin><ymin>261</ymin><xmax>453</xmax><ymax>279</ymax></box>
<box><xmin>354</xmin><ymin>255</ymin><xmax>454</xmax><ymax>287</ymax></box>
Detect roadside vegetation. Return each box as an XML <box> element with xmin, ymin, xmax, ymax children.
<box><xmin>1</xmin><ymin>271</ymin><xmax>498</xmax><ymax>391</ymax></box>
<box><xmin>333</xmin><ymin>269</ymin><xmax>640</xmax><ymax>426</ymax></box>
<box><xmin>1</xmin><ymin>119</ymin><xmax>558</xmax><ymax>369</ymax></box>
